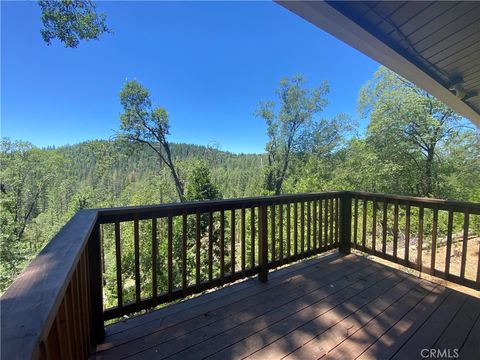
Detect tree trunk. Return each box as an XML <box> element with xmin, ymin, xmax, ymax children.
<box><xmin>424</xmin><ymin>147</ymin><xmax>435</xmax><ymax>197</ymax></box>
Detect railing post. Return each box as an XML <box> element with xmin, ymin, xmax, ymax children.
<box><xmin>339</xmin><ymin>193</ymin><xmax>352</xmax><ymax>255</ymax></box>
<box><xmin>88</xmin><ymin>221</ymin><xmax>105</xmax><ymax>344</ymax></box>
<box><xmin>258</xmin><ymin>204</ymin><xmax>269</xmax><ymax>282</ymax></box>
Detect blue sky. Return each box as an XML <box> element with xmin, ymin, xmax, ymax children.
<box><xmin>1</xmin><ymin>1</ymin><xmax>379</xmax><ymax>154</ymax></box>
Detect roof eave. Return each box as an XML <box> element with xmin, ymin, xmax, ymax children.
<box><xmin>277</xmin><ymin>0</ymin><xmax>480</xmax><ymax>128</ymax></box>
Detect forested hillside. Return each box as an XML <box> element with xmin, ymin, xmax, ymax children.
<box><xmin>0</xmin><ymin>139</ymin><xmax>265</xmax><ymax>291</ymax></box>
<box><xmin>1</xmin><ymin>68</ymin><xmax>479</xmax><ymax>293</ymax></box>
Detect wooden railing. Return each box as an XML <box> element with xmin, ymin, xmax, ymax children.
<box><xmin>350</xmin><ymin>192</ymin><xmax>480</xmax><ymax>290</ymax></box>
<box><xmin>1</xmin><ymin>191</ymin><xmax>478</xmax><ymax>359</ymax></box>
<box><xmin>95</xmin><ymin>192</ymin><xmax>341</xmax><ymax>320</ymax></box>
<box><xmin>0</xmin><ymin>210</ymin><xmax>103</xmax><ymax>360</ymax></box>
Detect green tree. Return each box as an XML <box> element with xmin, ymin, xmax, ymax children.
<box><xmin>359</xmin><ymin>67</ymin><xmax>472</xmax><ymax>197</ymax></box>
<box><xmin>118</xmin><ymin>80</ymin><xmax>185</xmax><ymax>201</ymax></box>
<box><xmin>288</xmin><ymin>113</ymin><xmax>353</xmax><ymax>193</ymax></box>
<box><xmin>256</xmin><ymin>75</ymin><xmax>330</xmax><ymax>194</ymax></box>
<box><xmin>185</xmin><ymin>161</ymin><xmax>222</xmax><ymax>201</ymax></box>
<box><xmin>0</xmin><ymin>139</ymin><xmax>63</xmax><ymax>290</ymax></box>
<box><xmin>39</xmin><ymin>0</ymin><xmax>111</xmax><ymax>48</ymax></box>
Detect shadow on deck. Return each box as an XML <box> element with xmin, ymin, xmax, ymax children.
<box><xmin>92</xmin><ymin>253</ymin><xmax>480</xmax><ymax>360</ymax></box>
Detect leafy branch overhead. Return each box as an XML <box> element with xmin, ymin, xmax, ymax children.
<box><xmin>39</xmin><ymin>0</ymin><xmax>111</xmax><ymax>48</ymax></box>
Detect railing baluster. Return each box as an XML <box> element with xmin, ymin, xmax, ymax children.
<box><xmin>405</xmin><ymin>204</ymin><xmax>411</xmax><ymax>265</ymax></box>
<box><xmin>301</xmin><ymin>201</ymin><xmax>305</xmax><ymax>255</ymax></box>
<box><xmin>382</xmin><ymin>200</ymin><xmax>387</xmax><ymax>254</ymax></box>
<box><xmin>84</xmin><ymin>253</ymin><xmax>93</xmax><ymax>349</ymax></box>
<box><xmin>88</xmin><ymin>223</ymin><xmax>104</xmax><ymax>344</ymax></box>
<box><xmin>231</xmin><ymin>208</ymin><xmax>236</xmax><ymax>275</ymax></box>
<box><xmin>362</xmin><ymin>198</ymin><xmax>367</xmax><ymax>251</ymax></box>
<box><xmin>307</xmin><ymin>201</ymin><xmax>311</xmax><ymax>254</ymax></box>
<box><xmin>335</xmin><ymin>197</ymin><xmax>339</xmax><ymax>244</ymax></box>
<box><xmin>220</xmin><ymin>209</ymin><xmax>225</xmax><ymax>281</ymax></box>
<box><xmin>313</xmin><ymin>200</ymin><xmax>317</xmax><ymax>252</ymax></box>
<box><xmin>324</xmin><ymin>199</ymin><xmax>328</xmax><ymax>249</ymax></box>
<box><xmin>294</xmin><ymin>202</ymin><xmax>298</xmax><ymax>258</ymax></box>
<box><xmin>460</xmin><ymin>212</ymin><xmax>469</xmax><ymax>279</ymax></box>
<box><xmin>66</xmin><ymin>284</ymin><xmax>79</xmax><ymax>358</ymax></box>
<box><xmin>354</xmin><ymin>197</ymin><xmax>358</xmax><ymax>248</ymax></box>
<box><xmin>45</xmin><ymin>316</ymin><xmax>61</xmax><ymax>360</ymax></box>
<box><xmin>134</xmin><ymin>218</ymin><xmax>141</xmax><ymax>307</ymax></box>
<box><xmin>79</xmin><ymin>253</ymin><xmax>90</xmax><ymax>353</ymax></box>
<box><xmin>114</xmin><ymin>221</ymin><xmax>122</xmax><ymax>308</ymax></box>
<box><xmin>477</xmin><ymin>240</ymin><xmax>480</xmax><ymax>284</ymax></box>
<box><xmin>372</xmin><ymin>198</ymin><xmax>377</xmax><ymax>253</ymax></box>
<box><xmin>339</xmin><ymin>193</ymin><xmax>352</xmax><ymax>255</ymax></box>
<box><xmin>329</xmin><ymin>198</ymin><xmax>334</xmax><ymax>246</ymax></box>
<box><xmin>182</xmin><ymin>213</ymin><xmax>187</xmax><ymax>292</ymax></box>
<box><xmin>417</xmin><ymin>206</ymin><xmax>424</xmax><ymax>271</ymax></box>
<box><xmin>271</xmin><ymin>204</ymin><xmax>275</xmax><ymax>263</ymax></box>
<box><xmin>250</xmin><ymin>206</ymin><xmax>255</xmax><ymax>269</ymax></box>
<box><xmin>241</xmin><ymin>207</ymin><xmax>246</xmax><ymax>274</ymax></box>
<box><xmin>196</xmin><ymin>211</ymin><xmax>201</xmax><ymax>286</ymax></box>
<box><xmin>279</xmin><ymin>204</ymin><xmax>284</xmax><ymax>264</ymax></box>
<box><xmin>152</xmin><ymin>218</ymin><xmax>158</xmax><ymax>306</ymax></box>
<box><xmin>259</xmin><ymin>204</ymin><xmax>268</xmax><ymax>282</ymax></box>
<box><xmin>74</xmin><ymin>270</ymin><xmax>86</xmax><ymax>359</ymax></box>
<box><xmin>445</xmin><ymin>209</ymin><xmax>453</xmax><ymax>276</ymax></box>
<box><xmin>167</xmin><ymin>215</ymin><xmax>173</xmax><ymax>299</ymax></box>
<box><xmin>430</xmin><ymin>206</ymin><xmax>437</xmax><ymax>275</ymax></box>
<box><xmin>319</xmin><ymin>199</ymin><xmax>323</xmax><ymax>249</ymax></box>
<box><xmin>56</xmin><ymin>300</ymin><xmax>72</xmax><ymax>358</ymax></box>
<box><xmin>82</xmin><ymin>251</ymin><xmax>92</xmax><ymax>351</ymax></box>
<box><xmin>286</xmin><ymin>203</ymin><xmax>291</xmax><ymax>259</ymax></box>
<box><xmin>393</xmin><ymin>201</ymin><xmax>399</xmax><ymax>260</ymax></box>
<box><xmin>208</xmin><ymin>211</ymin><xmax>213</xmax><ymax>282</ymax></box>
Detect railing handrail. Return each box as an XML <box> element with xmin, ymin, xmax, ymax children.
<box><xmin>94</xmin><ymin>191</ymin><xmax>344</xmax><ymax>223</ymax></box>
<box><xmin>93</xmin><ymin>191</ymin><xmax>480</xmax><ymax>223</ymax></box>
<box><xmin>0</xmin><ymin>210</ymin><xmax>98</xmax><ymax>360</ymax></box>
<box><xmin>346</xmin><ymin>191</ymin><xmax>480</xmax><ymax>213</ymax></box>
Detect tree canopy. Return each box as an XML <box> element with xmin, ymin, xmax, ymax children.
<box><xmin>256</xmin><ymin>75</ymin><xmax>330</xmax><ymax>194</ymax></box>
<box><xmin>39</xmin><ymin>0</ymin><xmax>111</xmax><ymax>48</ymax></box>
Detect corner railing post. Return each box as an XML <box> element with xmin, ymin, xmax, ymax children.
<box><xmin>339</xmin><ymin>192</ymin><xmax>352</xmax><ymax>255</ymax></box>
<box><xmin>88</xmin><ymin>221</ymin><xmax>105</xmax><ymax>345</ymax></box>
<box><xmin>258</xmin><ymin>204</ymin><xmax>269</xmax><ymax>282</ymax></box>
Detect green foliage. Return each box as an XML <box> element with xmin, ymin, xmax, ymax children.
<box><xmin>0</xmin><ymin>139</ymin><xmax>65</xmax><ymax>288</ymax></box>
<box><xmin>358</xmin><ymin>67</ymin><xmax>470</xmax><ymax>197</ymax></box>
<box><xmin>39</xmin><ymin>0</ymin><xmax>111</xmax><ymax>48</ymax></box>
<box><xmin>185</xmin><ymin>161</ymin><xmax>222</xmax><ymax>201</ymax></box>
<box><xmin>256</xmin><ymin>75</ymin><xmax>330</xmax><ymax>194</ymax></box>
<box><xmin>0</xmin><ymin>138</ymin><xmax>263</xmax><ymax>292</ymax></box>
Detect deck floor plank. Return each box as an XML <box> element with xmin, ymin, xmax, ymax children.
<box><xmin>321</xmin><ymin>282</ymin><xmax>438</xmax><ymax>359</ymax></box>
<box><xmin>356</xmin><ymin>285</ymin><xmax>452</xmax><ymax>360</ymax></box>
<box><xmin>434</xmin><ymin>296</ymin><xmax>480</xmax><ymax>351</ymax></box>
<box><xmin>92</xmin><ymin>254</ymin><xmax>480</xmax><ymax>360</ymax></box>
<box><xmin>123</xmin><ymin>261</ymin><xmax>383</xmax><ymax>359</ymax></box>
<box><xmin>459</xmin><ymin>311</ymin><xmax>480</xmax><ymax>358</ymax></box>
<box><xmin>279</xmin><ymin>276</ymin><xmax>429</xmax><ymax>360</ymax></box>
<box><xmin>96</xmin><ymin>255</ymin><xmax>370</xmax><ymax>359</ymax></box>
<box><xmin>391</xmin><ymin>290</ymin><xmax>470</xmax><ymax>360</ymax></box>
<box><xmin>213</xmin><ymin>266</ymin><xmax>406</xmax><ymax>360</ymax></box>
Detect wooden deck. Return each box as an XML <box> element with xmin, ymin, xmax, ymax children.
<box><xmin>92</xmin><ymin>253</ymin><xmax>480</xmax><ymax>360</ymax></box>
